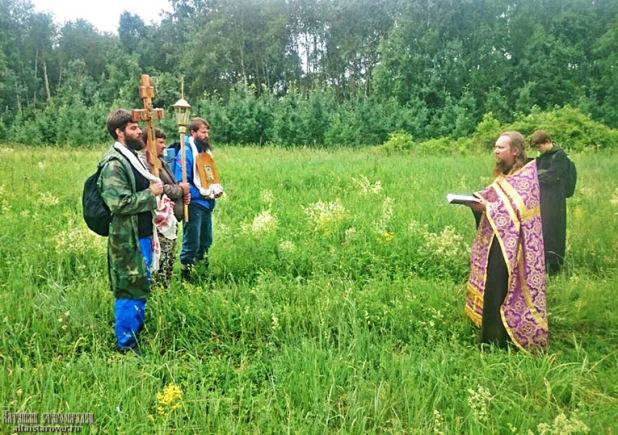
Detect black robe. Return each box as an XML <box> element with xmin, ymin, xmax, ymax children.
<box><xmin>473</xmin><ymin>211</ymin><xmax>510</xmax><ymax>348</ymax></box>
<box><xmin>536</xmin><ymin>147</ymin><xmax>569</xmax><ymax>275</ymax></box>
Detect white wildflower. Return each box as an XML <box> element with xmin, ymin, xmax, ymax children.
<box><xmin>241</xmin><ymin>209</ymin><xmax>278</xmax><ymax>235</ymax></box>
<box><xmin>37</xmin><ymin>191</ymin><xmax>60</xmax><ymax>207</ymax></box>
<box><xmin>433</xmin><ymin>409</ymin><xmax>445</xmax><ymax>435</ymax></box>
<box><xmin>426</xmin><ymin>225</ymin><xmax>468</xmax><ymax>258</ymax></box>
<box><xmin>352</xmin><ymin>175</ymin><xmax>383</xmax><ymax>196</ymax></box>
<box><xmin>344</xmin><ymin>227</ymin><xmax>357</xmax><ymax>243</ymax></box>
<box><xmin>303</xmin><ymin>199</ymin><xmax>347</xmax><ymax>234</ymax></box>
<box><xmin>52</xmin><ymin>219</ymin><xmax>105</xmax><ymax>254</ymax></box>
<box><xmin>279</xmin><ymin>240</ymin><xmax>296</xmax><ymax>253</ymax></box>
<box><xmin>271</xmin><ymin>313</ymin><xmax>280</xmax><ymax>331</ymax></box>
<box><xmin>408</xmin><ymin>219</ymin><xmax>425</xmax><ymax>234</ymax></box>
<box><xmin>428</xmin><ymin>307</ymin><xmax>444</xmax><ymax>322</ymax></box>
<box><xmin>374</xmin><ymin>196</ymin><xmax>394</xmax><ymax>234</ymax></box>
<box><xmin>260</xmin><ymin>189</ymin><xmax>275</xmax><ymax>206</ymax></box>
<box><xmin>467</xmin><ymin>384</ymin><xmax>493</xmax><ymax>425</ymax></box>
<box><xmin>536</xmin><ymin>413</ymin><xmax>589</xmax><ymax>435</ymax></box>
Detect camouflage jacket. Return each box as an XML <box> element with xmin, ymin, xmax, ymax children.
<box><xmin>97</xmin><ymin>145</ymin><xmax>157</xmax><ymax>299</ymax></box>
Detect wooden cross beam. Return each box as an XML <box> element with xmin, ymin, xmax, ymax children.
<box><xmin>132</xmin><ymin>74</ymin><xmax>165</xmax><ymax>177</ymax></box>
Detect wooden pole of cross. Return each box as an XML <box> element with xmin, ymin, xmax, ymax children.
<box><xmin>132</xmin><ymin>74</ymin><xmax>164</xmax><ymax>177</ymax></box>
<box><xmin>180</xmin><ymin>79</ymin><xmax>189</xmax><ymax>222</ymax></box>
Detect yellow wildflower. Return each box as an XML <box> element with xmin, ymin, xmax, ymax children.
<box><xmin>156</xmin><ymin>384</ymin><xmax>183</xmax><ymax>417</ymax></box>
<box><xmin>381</xmin><ymin>231</ymin><xmax>394</xmax><ymax>242</ymax></box>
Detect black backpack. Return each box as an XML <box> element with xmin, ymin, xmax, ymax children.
<box><xmin>82</xmin><ymin>165</ymin><xmax>112</xmax><ymax>236</ymax></box>
<box><xmin>564</xmin><ymin>157</ymin><xmax>577</xmax><ymax>198</ymax></box>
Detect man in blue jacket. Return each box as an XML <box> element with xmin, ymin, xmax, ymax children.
<box><xmin>175</xmin><ymin>117</ymin><xmax>223</xmax><ymax>282</ymax></box>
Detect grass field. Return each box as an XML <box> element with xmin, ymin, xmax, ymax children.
<box><xmin>0</xmin><ymin>145</ymin><xmax>616</xmax><ymax>434</ymax></box>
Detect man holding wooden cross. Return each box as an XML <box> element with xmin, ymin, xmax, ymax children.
<box><xmin>99</xmin><ymin>108</ymin><xmax>163</xmax><ymax>354</ymax></box>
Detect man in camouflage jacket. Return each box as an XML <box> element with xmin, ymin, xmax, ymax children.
<box><xmin>98</xmin><ymin>109</ymin><xmax>163</xmax><ymax>353</ymax></box>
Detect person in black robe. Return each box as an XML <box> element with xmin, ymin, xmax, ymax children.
<box><xmin>531</xmin><ymin>130</ymin><xmax>569</xmax><ymax>276</ymax></box>
<box><xmin>467</xmin><ymin>131</ymin><xmax>531</xmax><ymax>349</ymax></box>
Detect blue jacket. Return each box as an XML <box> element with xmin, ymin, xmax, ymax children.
<box><xmin>174</xmin><ymin>136</ymin><xmax>216</xmax><ymax>211</ymax></box>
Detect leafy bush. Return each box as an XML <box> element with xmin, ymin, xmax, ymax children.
<box><xmin>507</xmin><ymin>105</ymin><xmax>618</xmax><ymax>151</ymax></box>
<box><xmin>469</xmin><ymin>112</ymin><xmax>503</xmax><ymax>151</ymax></box>
<box><xmin>377</xmin><ymin>106</ymin><xmax>618</xmax><ymax>156</ymax></box>
<box><xmin>381</xmin><ymin>132</ymin><xmax>414</xmax><ymax>154</ymax></box>
<box><xmin>415</xmin><ymin>137</ymin><xmax>458</xmax><ymax>156</ymax></box>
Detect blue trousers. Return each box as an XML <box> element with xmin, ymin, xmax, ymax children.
<box><xmin>180</xmin><ymin>204</ymin><xmax>213</xmax><ymax>265</ymax></box>
<box><xmin>115</xmin><ymin>237</ymin><xmax>152</xmax><ymax>350</ymax></box>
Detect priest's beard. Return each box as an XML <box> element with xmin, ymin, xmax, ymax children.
<box><xmin>195</xmin><ymin>137</ymin><xmax>211</xmax><ymax>151</ymax></box>
<box><xmin>126</xmin><ymin>137</ymin><xmax>145</xmax><ymax>152</ymax></box>
<box><xmin>493</xmin><ymin>160</ymin><xmax>514</xmax><ymax>177</ymax></box>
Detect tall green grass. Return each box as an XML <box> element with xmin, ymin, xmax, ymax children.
<box><xmin>0</xmin><ymin>145</ymin><xmax>616</xmax><ymax>433</ymax></box>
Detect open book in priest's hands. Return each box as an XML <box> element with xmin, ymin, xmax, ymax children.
<box><xmin>446</xmin><ymin>193</ymin><xmax>482</xmax><ymax>205</ymax></box>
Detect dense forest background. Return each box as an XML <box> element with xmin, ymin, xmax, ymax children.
<box><xmin>1</xmin><ymin>0</ymin><xmax>617</xmax><ymax>147</ymax></box>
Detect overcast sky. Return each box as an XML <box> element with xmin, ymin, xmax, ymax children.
<box><xmin>30</xmin><ymin>0</ymin><xmax>173</xmax><ymax>34</ymax></box>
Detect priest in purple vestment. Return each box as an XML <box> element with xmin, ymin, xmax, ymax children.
<box><xmin>464</xmin><ymin>131</ymin><xmax>549</xmax><ymax>352</ymax></box>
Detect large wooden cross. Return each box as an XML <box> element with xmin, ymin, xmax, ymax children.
<box><xmin>132</xmin><ymin>74</ymin><xmax>165</xmax><ymax>177</ymax></box>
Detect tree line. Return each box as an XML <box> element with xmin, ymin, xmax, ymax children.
<box><xmin>1</xmin><ymin>0</ymin><xmax>617</xmax><ymax>146</ymax></box>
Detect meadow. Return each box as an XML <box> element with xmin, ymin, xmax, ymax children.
<box><xmin>0</xmin><ymin>145</ymin><xmax>616</xmax><ymax>434</ymax></box>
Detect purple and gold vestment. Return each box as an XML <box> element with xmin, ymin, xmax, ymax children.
<box><xmin>466</xmin><ymin>161</ymin><xmax>548</xmax><ymax>352</ymax></box>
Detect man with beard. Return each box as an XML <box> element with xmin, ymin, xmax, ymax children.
<box><xmin>98</xmin><ymin>109</ymin><xmax>163</xmax><ymax>354</ymax></box>
<box><xmin>531</xmin><ymin>130</ymin><xmax>569</xmax><ymax>276</ymax></box>
<box><xmin>463</xmin><ymin>131</ymin><xmax>548</xmax><ymax>352</ymax></box>
<box><xmin>174</xmin><ymin>117</ymin><xmax>223</xmax><ymax>282</ymax></box>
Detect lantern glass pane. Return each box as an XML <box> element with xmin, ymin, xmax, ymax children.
<box><xmin>173</xmin><ymin>99</ymin><xmax>191</xmax><ymax>126</ymax></box>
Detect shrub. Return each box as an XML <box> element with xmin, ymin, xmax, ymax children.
<box><xmin>507</xmin><ymin>105</ymin><xmax>618</xmax><ymax>151</ymax></box>
<box><xmin>377</xmin><ymin>106</ymin><xmax>618</xmax><ymax>156</ymax></box>
<box><xmin>381</xmin><ymin>132</ymin><xmax>414</xmax><ymax>154</ymax></box>
<box><xmin>469</xmin><ymin>112</ymin><xmax>503</xmax><ymax>151</ymax></box>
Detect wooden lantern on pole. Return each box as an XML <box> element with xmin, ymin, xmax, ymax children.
<box><xmin>172</xmin><ymin>79</ymin><xmax>191</xmax><ymax>222</ymax></box>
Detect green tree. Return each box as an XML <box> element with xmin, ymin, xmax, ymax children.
<box><xmin>118</xmin><ymin>12</ymin><xmax>146</xmax><ymax>54</ymax></box>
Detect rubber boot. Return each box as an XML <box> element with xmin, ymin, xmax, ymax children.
<box><xmin>180</xmin><ymin>263</ymin><xmax>193</xmax><ymax>282</ymax></box>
